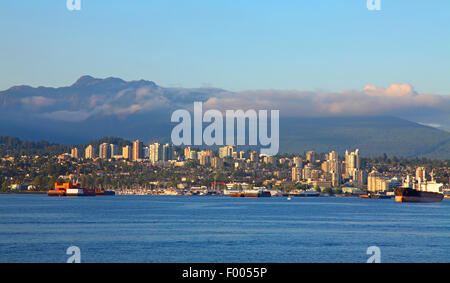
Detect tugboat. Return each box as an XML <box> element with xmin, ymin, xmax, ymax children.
<box><xmin>95</xmin><ymin>190</ymin><xmax>116</xmax><ymax>196</ymax></box>
<box><xmin>48</xmin><ymin>183</ymin><xmax>96</xmax><ymax>197</ymax></box>
<box><xmin>371</xmin><ymin>194</ymin><xmax>392</xmax><ymax>199</ymax></box>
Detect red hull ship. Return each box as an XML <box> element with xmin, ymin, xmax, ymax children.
<box><xmin>48</xmin><ymin>183</ymin><xmax>96</xmax><ymax>197</ymax></box>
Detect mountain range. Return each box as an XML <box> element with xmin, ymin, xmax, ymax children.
<box><xmin>1</xmin><ymin>76</ymin><xmax>450</xmax><ymax>159</ymax></box>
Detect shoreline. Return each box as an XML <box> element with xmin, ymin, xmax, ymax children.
<box><xmin>0</xmin><ymin>191</ymin><xmax>47</xmax><ymax>194</ymax></box>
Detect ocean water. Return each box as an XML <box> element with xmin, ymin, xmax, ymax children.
<box><xmin>0</xmin><ymin>194</ymin><xmax>449</xmax><ymax>263</ymax></box>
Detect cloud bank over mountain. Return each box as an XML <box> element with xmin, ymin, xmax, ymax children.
<box><xmin>2</xmin><ymin>77</ymin><xmax>449</xmax><ymax>130</ymax></box>
<box><xmin>204</xmin><ymin>83</ymin><xmax>450</xmax><ymax>124</ymax></box>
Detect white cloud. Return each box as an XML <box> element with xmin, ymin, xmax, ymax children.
<box><xmin>21</xmin><ymin>96</ymin><xmax>55</xmax><ymax>108</ymax></box>
<box><xmin>203</xmin><ymin>83</ymin><xmax>450</xmax><ymax>118</ymax></box>
<box><xmin>41</xmin><ymin>110</ymin><xmax>91</xmax><ymax>122</ymax></box>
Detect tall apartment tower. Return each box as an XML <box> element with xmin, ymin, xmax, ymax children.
<box><xmin>99</xmin><ymin>143</ymin><xmax>110</xmax><ymax>159</ymax></box>
<box><xmin>85</xmin><ymin>145</ymin><xmax>95</xmax><ymax>159</ymax></box>
<box><xmin>293</xmin><ymin>156</ymin><xmax>303</xmax><ymax>168</ymax></box>
<box><xmin>219</xmin><ymin>145</ymin><xmax>235</xmax><ymax>158</ymax></box>
<box><xmin>345</xmin><ymin>149</ymin><xmax>360</xmax><ymax>178</ymax></box>
<box><xmin>328</xmin><ymin>150</ymin><xmax>341</xmax><ymax>187</ymax></box>
<box><xmin>149</xmin><ymin>143</ymin><xmax>161</xmax><ymax>162</ymax></box>
<box><xmin>306</xmin><ymin>151</ymin><xmax>316</xmax><ymax>164</ymax></box>
<box><xmin>122</xmin><ymin>145</ymin><xmax>132</xmax><ymax>160</ymax></box>
<box><xmin>162</xmin><ymin>143</ymin><xmax>174</xmax><ymax>161</ymax></box>
<box><xmin>71</xmin><ymin>148</ymin><xmax>79</xmax><ymax>159</ymax></box>
<box><xmin>184</xmin><ymin>147</ymin><xmax>191</xmax><ymax>160</ymax></box>
<box><xmin>110</xmin><ymin>144</ymin><xmax>118</xmax><ymax>158</ymax></box>
<box><xmin>292</xmin><ymin>167</ymin><xmax>301</xmax><ymax>182</ymax></box>
<box><xmin>132</xmin><ymin>139</ymin><xmax>143</xmax><ymax>161</ymax></box>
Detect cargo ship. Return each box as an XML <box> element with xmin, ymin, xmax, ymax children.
<box><xmin>48</xmin><ymin>183</ymin><xmax>96</xmax><ymax>197</ymax></box>
<box><xmin>395</xmin><ymin>187</ymin><xmax>443</xmax><ymax>203</ymax></box>
<box><xmin>394</xmin><ymin>174</ymin><xmax>444</xmax><ymax>203</ymax></box>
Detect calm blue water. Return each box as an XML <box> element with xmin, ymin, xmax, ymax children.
<box><xmin>0</xmin><ymin>195</ymin><xmax>449</xmax><ymax>263</ymax></box>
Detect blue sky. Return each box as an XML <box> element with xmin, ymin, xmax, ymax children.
<box><xmin>1</xmin><ymin>0</ymin><xmax>449</xmax><ymax>94</ymax></box>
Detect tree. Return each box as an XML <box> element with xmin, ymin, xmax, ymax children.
<box><xmin>33</xmin><ymin>176</ymin><xmax>49</xmax><ymax>191</ymax></box>
<box><xmin>1</xmin><ymin>178</ymin><xmax>11</xmax><ymax>192</ymax></box>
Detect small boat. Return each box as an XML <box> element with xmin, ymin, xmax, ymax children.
<box><xmin>298</xmin><ymin>190</ymin><xmax>320</xmax><ymax>197</ymax></box>
<box><xmin>371</xmin><ymin>194</ymin><xmax>392</xmax><ymax>199</ymax></box>
<box><xmin>95</xmin><ymin>190</ymin><xmax>116</xmax><ymax>196</ymax></box>
<box><xmin>229</xmin><ymin>190</ymin><xmax>272</xmax><ymax>198</ymax></box>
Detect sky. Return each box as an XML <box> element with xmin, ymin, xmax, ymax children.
<box><xmin>0</xmin><ymin>0</ymin><xmax>449</xmax><ymax>94</ymax></box>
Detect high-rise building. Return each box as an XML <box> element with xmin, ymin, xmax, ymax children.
<box><xmin>293</xmin><ymin>156</ymin><xmax>303</xmax><ymax>168</ymax></box>
<box><xmin>162</xmin><ymin>143</ymin><xmax>174</xmax><ymax>161</ymax></box>
<box><xmin>189</xmin><ymin>150</ymin><xmax>198</xmax><ymax>160</ymax></box>
<box><xmin>85</xmin><ymin>145</ymin><xmax>95</xmax><ymax>159</ymax></box>
<box><xmin>198</xmin><ymin>151</ymin><xmax>211</xmax><ymax>165</ymax></box>
<box><xmin>345</xmin><ymin>149</ymin><xmax>360</xmax><ymax>178</ymax></box>
<box><xmin>368</xmin><ymin>170</ymin><xmax>389</xmax><ymax>192</ymax></box>
<box><xmin>132</xmin><ymin>139</ymin><xmax>143</xmax><ymax>161</ymax></box>
<box><xmin>306</xmin><ymin>151</ymin><xmax>316</xmax><ymax>164</ymax></box>
<box><xmin>122</xmin><ymin>145</ymin><xmax>132</xmax><ymax>160</ymax></box>
<box><xmin>302</xmin><ymin>164</ymin><xmax>313</xmax><ymax>180</ymax></box>
<box><xmin>144</xmin><ymin>146</ymin><xmax>150</xmax><ymax>158</ymax></box>
<box><xmin>99</xmin><ymin>143</ymin><xmax>110</xmax><ymax>159</ymax></box>
<box><xmin>110</xmin><ymin>144</ymin><xmax>118</xmax><ymax>158</ymax></box>
<box><xmin>149</xmin><ymin>143</ymin><xmax>162</xmax><ymax>162</ymax></box>
<box><xmin>184</xmin><ymin>147</ymin><xmax>191</xmax><ymax>160</ymax></box>
<box><xmin>219</xmin><ymin>145</ymin><xmax>235</xmax><ymax>158</ymax></box>
<box><xmin>292</xmin><ymin>167</ymin><xmax>301</xmax><ymax>182</ymax></box>
<box><xmin>328</xmin><ymin>150</ymin><xmax>341</xmax><ymax>187</ymax></box>
<box><xmin>353</xmin><ymin>169</ymin><xmax>367</xmax><ymax>188</ymax></box>
<box><xmin>71</xmin><ymin>148</ymin><xmax>79</xmax><ymax>159</ymax></box>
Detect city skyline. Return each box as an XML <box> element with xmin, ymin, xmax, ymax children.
<box><xmin>5</xmin><ymin>138</ymin><xmax>448</xmax><ymax>196</ymax></box>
